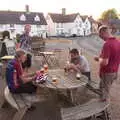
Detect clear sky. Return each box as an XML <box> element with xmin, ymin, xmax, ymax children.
<box><xmin>0</xmin><ymin>0</ymin><xmax>120</xmax><ymax>19</ymax></box>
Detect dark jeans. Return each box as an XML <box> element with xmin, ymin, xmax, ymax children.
<box><xmin>82</xmin><ymin>72</ymin><xmax>91</xmax><ymax>81</ymax></box>
<box><xmin>12</xmin><ymin>82</ymin><xmax>37</xmax><ymax>94</ymax></box>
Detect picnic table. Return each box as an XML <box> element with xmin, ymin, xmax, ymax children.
<box><xmin>35</xmin><ymin>69</ymin><xmax>111</xmax><ymax>120</ymax></box>
<box><xmin>35</xmin><ymin>69</ymin><xmax>88</xmax><ymax>105</ymax></box>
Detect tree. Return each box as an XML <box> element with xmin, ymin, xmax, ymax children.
<box><xmin>100</xmin><ymin>8</ymin><xmax>119</xmax><ymax>21</ymax></box>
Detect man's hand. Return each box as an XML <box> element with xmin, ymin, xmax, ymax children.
<box><xmin>94</xmin><ymin>56</ymin><xmax>108</xmax><ymax>66</ymax></box>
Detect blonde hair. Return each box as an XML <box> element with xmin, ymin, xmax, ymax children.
<box><xmin>15</xmin><ymin>49</ymin><xmax>26</xmax><ymax>58</ymax></box>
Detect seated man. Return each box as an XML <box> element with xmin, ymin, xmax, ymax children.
<box><xmin>6</xmin><ymin>49</ymin><xmax>37</xmax><ymax>94</ymax></box>
<box><xmin>65</xmin><ymin>48</ymin><xmax>91</xmax><ymax>81</ymax></box>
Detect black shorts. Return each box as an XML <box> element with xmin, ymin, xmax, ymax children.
<box><xmin>82</xmin><ymin>72</ymin><xmax>91</xmax><ymax>81</ymax></box>
<box><xmin>12</xmin><ymin>82</ymin><xmax>37</xmax><ymax>94</ymax></box>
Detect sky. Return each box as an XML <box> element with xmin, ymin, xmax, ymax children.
<box><xmin>0</xmin><ymin>0</ymin><xmax>120</xmax><ymax>19</ymax></box>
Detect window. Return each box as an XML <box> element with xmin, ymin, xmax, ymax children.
<box><xmin>34</xmin><ymin>15</ymin><xmax>40</xmax><ymax>21</ymax></box>
<box><xmin>61</xmin><ymin>29</ymin><xmax>64</xmax><ymax>33</ymax></box>
<box><xmin>56</xmin><ymin>30</ymin><xmax>59</xmax><ymax>35</ymax></box>
<box><xmin>85</xmin><ymin>22</ymin><xmax>88</xmax><ymax>28</ymax></box>
<box><xmin>69</xmin><ymin>29</ymin><xmax>71</xmax><ymax>34</ymax></box>
<box><xmin>61</xmin><ymin>23</ymin><xmax>63</xmax><ymax>28</ymax></box>
<box><xmin>56</xmin><ymin>23</ymin><xmax>59</xmax><ymax>28</ymax></box>
<box><xmin>20</xmin><ymin>14</ymin><xmax>26</xmax><ymax>21</ymax></box>
<box><xmin>75</xmin><ymin>24</ymin><xmax>78</xmax><ymax>27</ymax></box>
<box><xmin>87</xmin><ymin>29</ymin><xmax>90</xmax><ymax>34</ymax></box>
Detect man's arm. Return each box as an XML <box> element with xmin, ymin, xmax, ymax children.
<box><xmin>94</xmin><ymin>43</ymin><xmax>110</xmax><ymax>66</ymax></box>
<box><xmin>22</xmin><ymin>72</ymin><xmax>35</xmax><ymax>77</ymax></box>
<box><xmin>20</xmin><ymin>74</ymin><xmax>36</xmax><ymax>83</ymax></box>
<box><xmin>94</xmin><ymin>57</ymin><xmax>108</xmax><ymax>66</ymax></box>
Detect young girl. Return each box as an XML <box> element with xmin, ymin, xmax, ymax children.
<box><xmin>22</xmin><ymin>53</ymin><xmax>32</xmax><ymax>73</ymax></box>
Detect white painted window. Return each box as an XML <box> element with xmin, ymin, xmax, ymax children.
<box><xmin>77</xmin><ymin>29</ymin><xmax>80</xmax><ymax>33</ymax></box>
<box><xmin>56</xmin><ymin>23</ymin><xmax>59</xmax><ymax>28</ymax></box>
<box><xmin>84</xmin><ymin>22</ymin><xmax>87</xmax><ymax>28</ymax></box>
<box><xmin>61</xmin><ymin>29</ymin><xmax>64</xmax><ymax>33</ymax></box>
<box><xmin>69</xmin><ymin>29</ymin><xmax>71</xmax><ymax>34</ymax></box>
<box><xmin>56</xmin><ymin>30</ymin><xmax>59</xmax><ymax>35</ymax></box>
<box><xmin>61</xmin><ymin>23</ymin><xmax>63</xmax><ymax>28</ymax></box>
<box><xmin>59</xmin><ymin>23</ymin><xmax>61</xmax><ymax>28</ymax></box>
<box><xmin>34</xmin><ymin>15</ymin><xmax>40</xmax><ymax>22</ymax></box>
<box><xmin>75</xmin><ymin>24</ymin><xmax>78</xmax><ymax>27</ymax></box>
<box><xmin>20</xmin><ymin>14</ymin><xmax>26</xmax><ymax>21</ymax></box>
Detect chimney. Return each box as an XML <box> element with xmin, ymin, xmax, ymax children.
<box><xmin>25</xmin><ymin>5</ymin><xmax>30</xmax><ymax>13</ymax></box>
<box><xmin>62</xmin><ymin>8</ymin><xmax>66</xmax><ymax>15</ymax></box>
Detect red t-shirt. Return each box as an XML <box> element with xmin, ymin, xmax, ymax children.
<box><xmin>13</xmin><ymin>59</ymin><xmax>23</xmax><ymax>88</ymax></box>
<box><xmin>100</xmin><ymin>37</ymin><xmax>120</xmax><ymax>76</ymax></box>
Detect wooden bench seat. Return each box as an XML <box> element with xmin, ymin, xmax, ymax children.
<box><xmin>3</xmin><ymin>86</ymin><xmax>41</xmax><ymax>120</ymax></box>
<box><xmin>61</xmin><ymin>99</ymin><xmax>110</xmax><ymax>120</ymax></box>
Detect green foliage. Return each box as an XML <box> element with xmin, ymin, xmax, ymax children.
<box><xmin>100</xmin><ymin>8</ymin><xmax>119</xmax><ymax>20</ymax></box>
<box><xmin>16</xmin><ymin>34</ymin><xmax>21</xmax><ymax>43</ymax></box>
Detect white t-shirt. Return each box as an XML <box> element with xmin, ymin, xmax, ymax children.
<box><xmin>79</xmin><ymin>55</ymin><xmax>90</xmax><ymax>72</ymax></box>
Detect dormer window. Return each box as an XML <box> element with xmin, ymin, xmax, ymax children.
<box><xmin>34</xmin><ymin>15</ymin><xmax>40</xmax><ymax>21</ymax></box>
<box><xmin>20</xmin><ymin>14</ymin><xmax>26</xmax><ymax>21</ymax></box>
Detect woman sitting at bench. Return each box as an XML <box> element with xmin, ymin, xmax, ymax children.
<box><xmin>22</xmin><ymin>53</ymin><xmax>32</xmax><ymax>73</ymax></box>
<box><xmin>6</xmin><ymin>49</ymin><xmax>37</xmax><ymax>94</ymax></box>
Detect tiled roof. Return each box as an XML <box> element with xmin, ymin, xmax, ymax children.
<box><xmin>48</xmin><ymin>13</ymin><xmax>79</xmax><ymax>23</ymax></box>
<box><xmin>0</xmin><ymin>11</ymin><xmax>47</xmax><ymax>25</ymax></box>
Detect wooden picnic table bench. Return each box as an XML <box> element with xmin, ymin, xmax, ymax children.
<box><xmin>61</xmin><ymin>99</ymin><xmax>111</xmax><ymax>120</ymax></box>
<box><xmin>2</xmin><ymin>86</ymin><xmax>41</xmax><ymax>120</ymax></box>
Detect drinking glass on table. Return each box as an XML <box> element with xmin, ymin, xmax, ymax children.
<box><xmin>52</xmin><ymin>75</ymin><xmax>58</xmax><ymax>84</ymax></box>
<box><xmin>44</xmin><ymin>64</ymin><xmax>48</xmax><ymax>73</ymax></box>
<box><xmin>64</xmin><ymin>61</ymin><xmax>70</xmax><ymax>75</ymax></box>
<box><xmin>40</xmin><ymin>68</ymin><xmax>44</xmax><ymax>74</ymax></box>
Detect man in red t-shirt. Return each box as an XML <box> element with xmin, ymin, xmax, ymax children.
<box><xmin>94</xmin><ymin>25</ymin><xmax>120</xmax><ymax>102</ymax></box>
<box><xmin>6</xmin><ymin>49</ymin><xmax>37</xmax><ymax>94</ymax></box>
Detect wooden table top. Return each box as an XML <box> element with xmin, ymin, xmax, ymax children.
<box><xmin>37</xmin><ymin>69</ymin><xmax>88</xmax><ymax>90</ymax></box>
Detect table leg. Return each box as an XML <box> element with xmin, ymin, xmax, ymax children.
<box><xmin>43</xmin><ymin>55</ymin><xmax>51</xmax><ymax>66</ymax></box>
<box><xmin>66</xmin><ymin>88</ymin><xmax>78</xmax><ymax>105</ymax></box>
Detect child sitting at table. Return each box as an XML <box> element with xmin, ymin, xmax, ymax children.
<box><xmin>22</xmin><ymin>53</ymin><xmax>32</xmax><ymax>73</ymax></box>
<box><xmin>65</xmin><ymin>48</ymin><xmax>91</xmax><ymax>82</ymax></box>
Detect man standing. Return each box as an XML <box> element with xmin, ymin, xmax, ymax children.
<box><xmin>20</xmin><ymin>24</ymin><xmax>32</xmax><ymax>52</ymax></box>
<box><xmin>94</xmin><ymin>25</ymin><xmax>120</xmax><ymax>102</ymax></box>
